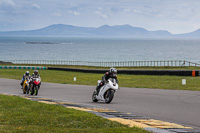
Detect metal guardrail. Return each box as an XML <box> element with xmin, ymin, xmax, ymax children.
<box><xmin>1</xmin><ymin>60</ymin><xmax>200</xmax><ymax>67</ymax></box>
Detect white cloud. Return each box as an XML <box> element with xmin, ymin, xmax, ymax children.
<box><xmin>0</xmin><ymin>0</ymin><xmax>16</xmax><ymax>8</ymax></box>
<box><xmin>98</xmin><ymin>7</ymin><xmax>103</xmax><ymax>10</ymax></box>
<box><xmin>133</xmin><ymin>9</ymin><xmax>142</xmax><ymax>14</ymax></box>
<box><xmin>0</xmin><ymin>0</ymin><xmax>15</xmax><ymax>6</ymax></box>
<box><xmin>68</xmin><ymin>10</ymin><xmax>80</xmax><ymax>16</ymax></box>
<box><xmin>123</xmin><ymin>8</ymin><xmax>131</xmax><ymax>12</ymax></box>
<box><xmin>95</xmin><ymin>11</ymin><xmax>108</xmax><ymax>19</ymax></box>
<box><xmin>73</xmin><ymin>11</ymin><xmax>80</xmax><ymax>16</ymax></box>
<box><xmin>32</xmin><ymin>4</ymin><xmax>41</xmax><ymax>9</ymax></box>
<box><xmin>53</xmin><ymin>12</ymin><xmax>61</xmax><ymax>16</ymax></box>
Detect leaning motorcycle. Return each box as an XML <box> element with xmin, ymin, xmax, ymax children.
<box><xmin>22</xmin><ymin>78</ymin><xmax>30</xmax><ymax>94</ymax></box>
<box><xmin>92</xmin><ymin>78</ymin><xmax>119</xmax><ymax>104</ymax></box>
<box><xmin>30</xmin><ymin>78</ymin><xmax>41</xmax><ymax>95</ymax></box>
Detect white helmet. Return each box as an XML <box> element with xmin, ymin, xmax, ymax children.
<box><xmin>34</xmin><ymin>70</ymin><xmax>38</xmax><ymax>75</ymax></box>
<box><xmin>109</xmin><ymin>68</ymin><xmax>117</xmax><ymax>77</ymax></box>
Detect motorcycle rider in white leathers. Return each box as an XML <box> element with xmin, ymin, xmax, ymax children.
<box><xmin>20</xmin><ymin>71</ymin><xmax>30</xmax><ymax>89</ymax></box>
<box><xmin>96</xmin><ymin>68</ymin><xmax>118</xmax><ymax>95</ymax></box>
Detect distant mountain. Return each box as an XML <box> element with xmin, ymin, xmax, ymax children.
<box><xmin>91</xmin><ymin>24</ymin><xmax>171</xmax><ymax>37</ymax></box>
<box><xmin>0</xmin><ymin>24</ymin><xmax>198</xmax><ymax>38</ymax></box>
<box><xmin>175</xmin><ymin>29</ymin><xmax>200</xmax><ymax>38</ymax></box>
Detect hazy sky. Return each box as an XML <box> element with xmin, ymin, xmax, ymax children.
<box><xmin>0</xmin><ymin>0</ymin><xmax>200</xmax><ymax>34</ymax></box>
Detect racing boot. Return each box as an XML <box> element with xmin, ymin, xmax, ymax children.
<box><xmin>20</xmin><ymin>82</ymin><xmax>23</xmax><ymax>89</ymax></box>
<box><xmin>96</xmin><ymin>86</ymin><xmax>100</xmax><ymax>95</ymax></box>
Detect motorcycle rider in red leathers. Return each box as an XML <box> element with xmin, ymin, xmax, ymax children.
<box><xmin>30</xmin><ymin>70</ymin><xmax>41</xmax><ymax>90</ymax></box>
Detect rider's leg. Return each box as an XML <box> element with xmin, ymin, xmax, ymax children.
<box><xmin>20</xmin><ymin>81</ymin><xmax>23</xmax><ymax>89</ymax></box>
<box><xmin>38</xmin><ymin>83</ymin><xmax>41</xmax><ymax>90</ymax></box>
<box><xmin>30</xmin><ymin>82</ymin><xmax>33</xmax><ymax>91</ymax></box>
<box><xmin>96</xmin><ymin>82</ymin><xmax>104</xmax><ymax>95</ymax></box>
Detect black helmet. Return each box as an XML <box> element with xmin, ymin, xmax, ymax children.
<box><xmin>34</xmin><ymin>70</ymin><xmax>38</xmax><ymax>75</ymax></box>
<box><xmin>109</xmin><ymin>68</ymin><xmax>117</xmax><ymax>77</ymax></box>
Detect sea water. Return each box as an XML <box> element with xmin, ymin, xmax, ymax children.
<box><xmin>0</xmin><ymin>36</ymin><xmax>200</xmax><ymax>63</ymax></box>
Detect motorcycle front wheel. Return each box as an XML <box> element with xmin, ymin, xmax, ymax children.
<box><xmin>25</xmin><ymin>86</ymin><xmax>29</xmax><ymax>94</ymax></box>
<box><xmin>92</xmin><ymin>91</ymin><xmax>98</xmax><ymax>102</ymax></box>
<box><xmin>105</xmin><ymin>90</ymin><xmax>114</xmax><ymax>104</ymax></box>
<box><xmin>31</xmin><ymin>87</ymin><xmax>34</xmax><ymax>95</ymax></box>
<box><xmin>35</xmin><ymin>86</ymin><xmax>38</xmax><ymax>95</ymax></box>
<box><xmin>23</xmin><ymin>87</ymin><xmax>26</xmax><ymax>94</ymax></box>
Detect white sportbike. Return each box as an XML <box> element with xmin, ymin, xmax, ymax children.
<box><xmin>92</xmin><ymin>78</ymin><xmax>119</xmax><ymax>104</ymax></box>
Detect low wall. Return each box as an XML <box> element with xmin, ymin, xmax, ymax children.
<box><xmin>48</xmin><ymin>67</ymin><xmax>200</xmax><ymax>76</ymax></box>
<box><xmin>118</xmin><ymin>70</ymin><xmax>199</xmax><ymax>76</ymax></box>
<box><xmin>1</xmin><ymin>66</ymin><xmax>198</xmax><ymax>76</ymax></box>
<box><xmin>0</xmin><ymin>66</ymin><xmax>47</xmax><ymax>70</ymax></box>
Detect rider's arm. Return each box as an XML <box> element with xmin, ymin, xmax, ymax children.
<box><xmin>105</xmin><ymin>72</ymin><xmax>110</xmax><ymax>81</ymax></box>
<box><xmin>102</xmin><ymin>72</ymin><xmax>109</xmax><ymax>82</ymax></box>
<box><xmin>116</xmin><ymin>76</ymin><xmax>118</xmax><ymax>84</ymax></box>
<box><xmin>22</xmin><ymin>74</ymin><xmax>25</xmax><ymax>81</ymax></box>
<box><xmin>113</xmin><ymin>75</ymin><xmax>118</xmax><ymax>83</ymax></box>
<box><xmin>30</xmin><ymin>74</ymin><xmax>34</xmax><ymax>82</ymax></box>
<box><xmin>102</xmin><ymin>75</ymin><xmax>106</xmax><ymax>82</ymax></box>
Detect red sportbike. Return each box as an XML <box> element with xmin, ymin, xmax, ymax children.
<box><xmin>30</xmin><ymin>78</ymin><xmax>41</xmax><ymax>95</ymax></box>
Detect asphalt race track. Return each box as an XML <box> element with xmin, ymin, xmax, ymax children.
<box><xmin>0</xmin><ymin>78</ymin><xmax>200</xmax><ymax>131</ymax></box>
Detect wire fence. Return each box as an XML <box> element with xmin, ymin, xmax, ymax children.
<box><xmin>1</xmin><ymin>60</ymin><xmax>200</xmax><ymax>67</ymax></box>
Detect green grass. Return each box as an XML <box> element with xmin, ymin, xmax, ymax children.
<box><xmin>0</xmin><ymin>69</ymin><xmax>200</xmax><ymax>91</ymax></box>
<box><xmin>0</xmin><ymin>95</ymin><xmax>148</xmax><ymax>133</ymax></box>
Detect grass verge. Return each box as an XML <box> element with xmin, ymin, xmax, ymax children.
<box><xmin>0</xmin><ymin>69</ymin><xmax>200</xmax><ymax>91</ymax></box>
<box><xmin>0</xmin><ymin>95</ymin><xmax>148</xmax><ymax>133</ymax></box>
